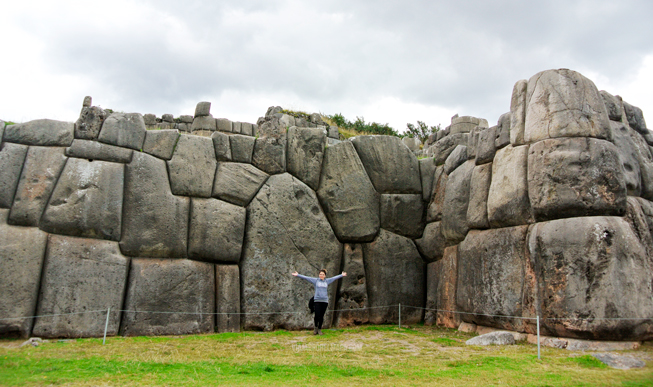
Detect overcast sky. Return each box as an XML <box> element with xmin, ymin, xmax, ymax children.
<box><xmin>1</xmin><ymin>0</ymin><xmax>652</xmax><ymax>132</ymax></box>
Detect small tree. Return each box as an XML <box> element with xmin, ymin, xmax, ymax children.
<box><xmin>405</xmin><ymin>121</ymin><xmax>441</xmax><ymax>144</ymax></box>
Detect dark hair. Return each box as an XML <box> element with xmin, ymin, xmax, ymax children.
<box><xmin>319</xmin><ymin>269</ymin><xmax>327</xmax><ymax>275</ymax></box>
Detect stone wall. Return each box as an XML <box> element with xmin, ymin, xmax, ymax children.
<box><xmin>0</xmin><ymin>68</ymin><xmax>651</xmax><ymax>341</ymax></box>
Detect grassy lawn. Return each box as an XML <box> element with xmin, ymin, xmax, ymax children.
<box><xmin>1</xmin><ymin>325</ymin><xmax>651</xmax><ymax>386</ymax></box>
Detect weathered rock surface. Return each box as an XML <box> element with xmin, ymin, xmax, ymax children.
<box><xmin>431</xmin><ymin>133</ymin><xmax>469</xmax><ymax>165</ymax></box>
<box><xmin>317</xmin><ymin>141</ymin><xmax>380</xmax><ymax>242</ymax></box>
<box><xmin>120</xmin><ymin>152</ymin><xmax>189</xmax><ymax>258</ymax></box>
<box><xmin>495</xmin><ymin>112</ymin><xmax>511</xmax><ymax>149</ymax></box>
<box><xmin>241</xmin><ymin>122</ymin><xmax>253</xmax><ymax>136</ymax></box>
<box><xmin>379</xmin><ymin>194</ymin><xmax>424</xmax><ymax>239</ymax></box>
<box><xmin>334</xmin><ymin>244</ymin><xmax>369</xmax><ymax>327</ymax></box>
<box><xmin>351</xmin><ymin>135</ymin><xmax>421</xmax><ymax>194</ymax></box>
<box><xmin>457</xmin><ymin>226</ymin><xmax>533</xmax><ymax>332</ymax></box>
<box><xmin>252</xmin><ymin>137</ymin><xmax>286</xmax><ymax>174</ymax></box>
<box><xmin>451</xmin><ymin>116</ymin><xmax>486</xmax><ymax>134</ymax></box>
<box><xmin>241</xmin><ymin>173</ymin><xmax>342</xmax><ymax>330</ymax></box>
<box><xmin>524</xmin><ymin>69</ymin><xmax>612</xmax><ymax>144</ymax></box>
<box><xmin>32</xmin><ymin>236</ymin><xmax>129</xmax><ymax>338</ymax></box>
<box><xmin>188</xmin><ymin>198</ymin><xmax>246</xmax><ymax>263</ymax></box>
<box><xmin>415</xmin><ymin>221</ymin><xmax>447</xmax><ymax>263</ymax></box>
<box><xmin>443</xmin><ymin>145</ymin><xmax>467</xmax><ymax>174</ymax></box>
<box><xmin>466</xmin><ymin>331</ymin><xmax>515</xmax><ymax>346</ymax></box>
<box><xmin>0</xmin><ymin>210</ymin><xmax>48</xmax><ymax>338</ymax></box>
<box><xmin>487</xmin><ymin>145</ymin><xmax>533</xmax><ymax>228</ymax></box>
<box><xmin>216</xmin><ymin>265</ymin><xmax>240</xmax><ymax>333</ymax></box>
<box><xmin>191</xmin><ymin>115</ymin><xmax>217</xmax><ymax>132</ymax></box>
<box><xmin>427</xmin><ymin>246</ymin><xmax>461</xmax><ymax>328</ymax></box>
<box><xmin>40</xmin><ymin>158</ymin><xmax>124</xmax><ymax>241</ymax></box>
<box><xmin>286</xmin><ymin>127</ymin><xmax>326</xmax><ymax>190</ymax></box>
<box><xmin>65</xmin><ymin>139</ymin><xmax>133</xmax><ymax>163</ymax></box>
<box><xmin>528</xmin><ymin>137</ymin><xmax>627</xmax><ymax>221</ymax></box>
<box><xmin>0</xmin><ymin>143</ymin><xmax>28</xmax><ymax>208</ymax></box>
<box><xmin>98</xmin><ymin>113</ymin><xmax>147</xmax><ymax>151</ymax></box>
<box><xmin>195</xmin><ymin>102</ymin><xmax>211</xmax><ymax>117</ymax></box>
<box><xmin>216</xmin><ymin>118</ymin><xmax>233</xmax><ymax>133</ymax></box>
<box><xmin>230</xmin><ymin>134</ymin><xmax>255</xmax><ymax>163</ymax></box>
<box><xmin>528</xmin><ymin>216</ymin><xmax>653</xmax><ymax>340</ymax></box>
<box><xmin>212</xmin><ymin>162</ymin><xmax>268</xmax><ymax>207</ymax></box>
<box><xmin>4</xmin><ymin>119</ymin><xmax>74</xmax><ymax>147</ymax></box>
<box><xmin>75</xmin><ymin>106</ymin><xmax>108</xmax><ymax>140</ymax></box>
<box><xmin>121</xmin><ymin>259</ymin><xmax>215</xmax><ymax>336</ymax></box>
<box><xmin>363</xmin><ymin>229</ymin><xmax>424</xmax><ymax>324</ymax></box>
<box><xmin>419</xmin><ymin>157</ymin><xmax>436</xmax><ymax>202</ymax></box>
<box><xmin>610</xmin><ymin>121</ymin><xmax>653</xmax><ymax>200</ymax></box>
<box><xmin>476</xmin><ymin>126</ymin><xmax>497</xmax><ymax>165</ymax></box>
<box><xmin>467</xmin><ymin>163</ymin><xmax>492</xmax><ymax>229</ymax></box>
<box><xmin>426</xmin><ymin>166</ymin><xmax>447</xmax><ymax>222</ymax></box>
<box><xmin>142</xmin><ymin>129</ymin><xmax>180</xmax><ymax>160</ymax></box>
<box><xmin>8</xmin><ymin>146</ymin><xmax>68</xmax><ymax>227</ymax></box>
<box><xmin>424</xmin><ymin>261</ymin><xmax>438</xmax><ymax>325</ymax></box>
<box><xmin>167</xmin><ymin>135</ymin><xmax>217</xmax><ymax>197</ymax></box>
<box><xmin>441</xmin><ymin>160</ymin><xmax>475</xmax><ymax>243</ymax></box>
<box><xmin>592</xmin><ymin>353</ymin><xmax>646</xmax><ymax>370</ymax></box>
<box><xmin>623</xmin><ymin>101</ymin><xmax>647</xmax><ymax>134</ymax></box>
<box><xmin>211</xmin><ymin>131</ymin><xmax>232</xmax><ymax>161</ymax></box>
<box><xmin>510</xmin><ymin>79</ymin><xmax>528</xmax><ymax>146</ymax></box>
<box><xmin>600</xmin><ymin>90</ymin><xmax>623</xmax><ymax>121</ymax></box>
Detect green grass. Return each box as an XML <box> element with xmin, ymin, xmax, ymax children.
<box><xmin>1</xmin><ymin>325</ymin><xmax>651</xmax><ymax>386</ymax></box>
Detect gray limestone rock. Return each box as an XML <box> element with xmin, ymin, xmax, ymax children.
<box><xmin>424</xmin><ymin>261</ymin><xmax>438</xmax><ymax>325</ymax></box>
<box><xmin>328</xmin><ymin>125</ymin><xmax>339</xmax><ymax>139</ymax></box>
<box><xmin>232</xmin><ymin>121</ymin><xmax>242</xmax><ymax>134</ymax></box>
<box><xmin>609</xmin><ymin>121</ymin><xmax>642</xmax><ymax>196</ymax></box>
<box><xmin>510</xmin><ymin>79</ymin><xmax>528</xmax><ymax>146</ymax></box>
<box><xmin>528</xmin><ymin>137</ymin><xmax>627</xmax><ymax>221</ymax></box>
<box><xmin>241</xmin><ymin>122</ymin><xmax>253</xmax><ymax>136</ymax></box>
<box><xmin>402</xmin><ymin>136</ymin><xmax>421</xmax><ymax>152</ymax></box>
<box><xmin>286</xmin><ymin>127</ymin><xmax>326</xmax><ymax>190</ymax></box>
<box><xmin>441</xmin><ymin>160</ymin><xmax>475</xmax><ymax>243</ymax></box>
<box><xmin>466</xmin><ymin>127</ymin><xmax>479</xmax><ymax>160</ymax></box>
<box><xmin>65</xmin><ymin>139</ymin><xmax>133</xmax><ymax>163</ymax></box>
<box><xmin>216</xmin><ymin>118</ymin><xmax>233</xmax><ymax>133</ymax></box>
<box><xmin>443</xmin><ymin>145</ymin><xmax>467</xmax><ymax>174</ymax></box>
<box><xmin>32</xmin><ymin>236</ymin><xmax>129</xmax><ymax>338</ymax></box>
<box><xmin>121</xmin><ymin>259</ymin><xmax>215</xmax><ymax>336</ymax></box>
<box><xmin>167</xmin><ymin>135</ymin><xmax>217</xmax><ymax>197</ymax></box>
<box><xmin>495</xmin><ymin>112</ymin><xmax>511</xmax><ymax>149</ymax></box>
<box><xmin>466</xmin><ymin>331</ymin><xmax>516</xmax><ymax>346</ymax></box>
<box><xmin>143</xmin><ymin>114</ymin><xmax>157</xmax><ymax>126</ymax></box>
<box><xmin>40</xmin><ymin>158</ymin><xmax>124</xmax><ymax>241</ymax></box>
<box><xmin>379</xmin><ymin>194</ymin><xmax>424</xmax><ymax>239</ymax></box>
<box><xmin>75</xmin><ymin>106</ymin><xmax>108</xmax><ymax>140</ymax></box>
<box><xmin>162</xmin><ymin>114</ymin><xmax>174</xmax><ymax>123</ymax></box>
<box><xmin>142</xmin><ymin>129</ymin><xmax>180</xmax><ymax>160</ymax></box>
<box><xmin>316</xmin><ymin>141</ymin><xmax>380</xmax><ymax>242</ymax></box>
<box><xmin>623</xmin><ymin>100</ymin><xmax>647</xmax><ymax>134</ymax></box>
<box><xmin>252</xmin><ymin>137</ymin><xmax>286</xmax><ymax>174</ymax></box>
<box><xmin>0</xmin><ymin>210</ymin><xmax>48</xmax><ymax>338</ymax></box>
<box><xmin>457</xmin><ymin>226</ymin><xmax>533</xmax><ymax>332</ymax></box>
<box><xmin>4</xmin><ymin>119</ymin><xmax>74</xmax><ymax>147</ymax></box>
<box><xmin>188</xmin><ymin>198</ymin><xmax>246</xmax><ymax>263</ymax></box>
<box><xmin>487</xmin><ymin>145</ymin><xmax>533</xmax><ymax>228</ymax></box>
<box><xmin>414</xmin><ymin>221</ymin><xmax>447</xmax><ymax>263</ymax></box>
<box><xmin>212</xmin><ymin>162</ymin><xmax>268</xmax><ymax>207</ymax></box>
<box><xmin>179</xmin><ymin>115</ymin><xmax>194</xmax><ymax>124</ymax></box>
<box><xmin>120</xmin><ymin>152</ymin><xmax>189</xmax><ymax>258</ymax></box>
<box><xmin>426</xmin><ymin>166</ymin><xmax>447</xmax><ymax>222</ymax></box>
<box><xmin>191</xmin><ymin>115</ymin><xmax>217</xmax><ymax>132</ymax></box>
<box><xmin>431</xmin><ymin>133</ymin><xmax>469</xmax><ymax>165</ymax></box>
<box><xmin>600</xmin><ymin>90</ymin><xmax>623</xmax><ymax>121</ymax></box>
<box><xmin>426</xmin><ymin>246</ymin><xmax>460</xmax><ymax>328</ymax></box>
<box><xmin>351</xmin><ymin>135</ymin><xmax>421</xmax><ymax>194</ymax></box>
<box><xmin>216</xmin><ymin>265</ymin><xmax>240</xmax><ymax>333</ymax></box>
<box><xmin>0</xmin><ymin>143</ymin><xmax>28</xmax><ymax>208</ymax></box>
<box><xmin>419</xmin><ymin>157</ymin><xmax>436</xmax><ymax>202</ymax></box>
<box><xmin>363</xmin><ymin>229</ymin><xmax>424</xmax><ymax>325</ymax></box>
<box><xmin>451</xmin><ymin>116</ymin><xmax>482</xmax><ymax>134</ymax></box>
<box><xmin>592</xmin><ymin>353</ymin><xmax>645</xmax><ymax>370</ymax></box>
<box><xmin>476</xmin><ymin>126</ymin><xmax>497</xmax><ymax>165</ymax></box>
<box><xmin>467</xmin><ymin>163</ymin><xmax>492</xmax><ymax>229</ymax></box>
<box><xmin>524</xmin><ymin>69</ymin><xmax>612</xmax><ymax>144</ymax></box>
<box><xmin>334</xmin><ymin>244</ymin><xmax>369</xmax><ymax>327</ymax></box>
<box><xmin>8</xmin><ymin>146</ymin><xmax>68</xmax><ymax>227</ymax></box>
<box><xmin>230</xmin><ymin>134</ymin><xmax>255</xmax><ymax>163</ymax></box>
<box><xmin>195</xmin><ymin>102</ymin><xmax>211</xmax><ymax>117</ymax></box>
<box><xmin>98</xmin><ymin>113</ymin><xmax>147</xmax><ymax>151</ymax></box>
<box><xmin>528</xmin><ymin>216</ymin><xmax>653</xmax><ymax>340</ymax></box>
<box><xmin>83</xmin><ymin>96</ymin><xmax>92</xmax><ymax>107</ymax></box>
<box><xmin>241</xmin><ymin>173</ymin><xmax>342</xmax><ymax>331</ymax></box>
<box><xmin>211</xmin><ymin>131</ymin><xmax>232</xmax><ymax>162</ymax></box>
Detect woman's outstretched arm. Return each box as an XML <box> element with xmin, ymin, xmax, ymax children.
<box><xmin>326</xmin><ymin>272</ymin><xmax>347</xmax><ymax>284</ymax></box>
<box><xmin>292</xmin><ymin>272</ymin><xmax>318</xmax><ymax>284</ymax></box>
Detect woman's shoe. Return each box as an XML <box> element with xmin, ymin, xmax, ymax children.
<box><xmin>318</xmin><ymin>329</ymin><xmax>324</xmax><ymax>335</ymax></box>
<box><xmin>313</xmin><ymin>328</ymin><xmax>318</xmax><ymax>335</ymax></box>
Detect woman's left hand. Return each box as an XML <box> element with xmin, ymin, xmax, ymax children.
<box><xmin>342</xmin><ymin>271</ymin><xmax>347</xmax><ymax>276</ymax></box>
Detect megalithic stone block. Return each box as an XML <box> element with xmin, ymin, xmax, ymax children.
<box><xmin>216</xmin><ymin>265</ymin><xmax>240</xmax><ymax>333</ymax></box>
<box><xmin>487</xmin><ymin>145</ymin><xmax>533</xmax><ymax>228</ymax></box>
<box><xmin>212</xmin><ymin>163</ymin><xmax>269</xmax><ymax>207</ymax></box>
<box><xmin>0</xmin><ymin>143</ymin><xmax>28</xmax><ymax>208</ymax></box>
<box><xmin>4</xmin><ymin>119</ymin><xmax>74</xmax><ymax>147</ymax></box>
<box><xmin>142</xmin><ymin>129</ymin><xmax>180</xmax><ymax>160</ymax></box>
<box><xmin>188</xmin><ymin>198</ymin><xmax>246</xmax><ymax>263</ymax></box>
<box><xmin>167</xmin><ymin>135</ymin><xmax>217</xmax><ymax>197</ymax></box>
<box><xmin>379</xmin><ymin>194</ymin><xmax>424</xmax><ymax>239</ymax></box>
<box><xmin>467</xmin><ymin>162</ymin><xmax>492</xmax><ymax>229</ymax></box>
<box><xmin>75</xmin><ymin>106</ymin><xmax>108</xmax><ymax>140</ymax></box>
<box><xmin>229</xmin><ymin>134</ymin><xmax>255</xmax><ymax>164</ymax></box>
<box><xmin>441</xmin><ymin>160</ymin><xmax>475</xmax><ymax>243</ymax></box>
<box><xmin>65</xmin><ymin>139</ymin><xmax>133</xmax><ymax>163</ymax></box>
<box><xmin>334</xmin><ymin>244</ymin><xmax>369</xmax><ymax>327</ymax></box>
<box><xmin>98</xmin><ymin>113</ymin><xmax>147</xmax><ymax>151</ymax></box>
<box><xmin>286</xmin><ymin>127</ymin><xmax>327</xmax><ymax>191</ymax></box>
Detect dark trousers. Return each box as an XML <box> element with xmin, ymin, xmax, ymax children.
<box><xmin>314</xmin><ymin>302</ymin><xmax>328</xmax><ymax>329</ymax></box>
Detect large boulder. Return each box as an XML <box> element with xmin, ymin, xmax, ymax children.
<box><xmin>120</xmin><ymin>152</ymin><xmax>189</xmax><ymax>258</ymax></box>
<box><xmin>98</xmin><ymin>113</ymin><xmax>147</xmax><ymax>151</ymax></box>
<box><xmin>211</xmin><ymin>131</ymin><xmax>232</xmax><ymax>161</ymax></box>
<box><xmin>167</xmin><ymin>135</ymin><xmax>217</xmax><ymax>197</ymax></box>
<box><xmin>286</xmin><ymin>127</ymin><xmax>326</xmax><ymax>190</ymax></box>
<box><xmin>419</xmin><ymin>157</ymin><xmax>436</xmax><ymax>202</ymax></box>
<box><xmin>188</xmin><ymin>198</ymin><xmax>246</xmax><ymax>263</ymax></box>
<box><xmin>0</xmin><ymin>143</ymin><xmax>28</xmax><ymax>208</ymax></box>
<box><xmin>450</xmin><ymin>116</ymin><xmax>486</xmax><ymax>134</ymax></box>
<box><xmin>216</xmin><ymin>265</ymin><xmax>240</xmax><ymax>333</ymax></box>
<box><xmin>212</xmin><ymin>162</ymin><xmax>269</xmax><ymax>207</ymax></box>
<box><xmin>32</xmin><ymin>236</ymin><xmax>129</xmax><ymax>338</ymax></box>
<box><xmin>142</xmin><ymin>129</ymin><xmax>180</xmax><ymax>160</ymax></box>
<box><xmin>430</xmin><ymin>133</ymin><xmax>468</xmax><ymax>165</ymax></box>
<box><xmin>229</xmin><ymin>134</ymin><xmax>255</xmax><ymax>164</ymax></box>
<box><xmin>443</xmin><ymin>145</ymin><xmax>467</xmax><ymax>174</ymax></box>
<box><xmin>317</xmin><ymin>141</ymin><xmax>380</xmax><ymax>242</ymax></box>
<box><xmin>527</xmin><ymin>137</ymin><xmax>627</xmax><ymax>221</ymax></box>
<box><xmin>426</xmin><ymin>166</ymin><xmax>447</xmax><ymax>222</ymax></box>
<box><xmin>334</xmin><ymin>244</ymin><xmax>369</xmax><ymax>327</ymax></box>
<box><xmin>350</xmin><ymin>135</ymin><xmax>421</xmax><ymax>194</ymax></box>
<box><xmin>623</xmin><ymin>100</ymin><xmax>648</xmax><ymax>134</ymax></box>
<box><xmin>8</xmin><ymin>146</ymin><xmax>68</xmax><ymax>227</ymax></box>
<box><xmin>523</xmin><ymin>69</ymin><xmax>612</xmax><ymax>144</ymax></box>
<box><xmin>40</xmin><ymin>158</ymin><xmax>124</xmax><ymax>241</ymax></box>
<box><xmin>0</xmin><ymin>210</ymin><xmax>48</xmax><ymax>338</ymax></box>
<box><xmin>510</xmin><ymin>79</ymin><xmax>528</xmax><ymax>146</ymax></box>
<box><xmin>600</xmin><ymin>90</ymin><xmax>623</xmax><ymax>122</ymax></box>
<box><xmin>528</xmin><ymin>216</ymin><xmax>653</xmax><ymax>340</ymax></box>
<box><xmin>427</xmin><ymin>246</ymin><xmax>461</xmax><ymax>328</ymax></box>
<box><xmin>252</xmin><ymin>117</ymin><xmax>287</xmax><ymax>174</ymax></box>
<box><xmin>441</xmin><ymin>160</ymin><xmax>475</xmax><ymax>243</ymax></box>
<box><xmin>4</xmin><ymin>119</ymin><xmax>74</xmax><ymax>147</ymax></box>
<box><xmin>65</xmin><ymin>139</ymin><xmax>133</xmax><ymax>163</ymax></box>
<box><xmin>610</xmin><ymin>121</ymin><xmax>653</xmax><ymax>200</ymax></box>
<box><xmin>487</xmin><ymin>145</ymin><xmax>533</xmax><ymax>228</ymax></box>
<box><xmin>467</xmin><ymin>163</ymin><xmax>492</xmax><ymax>229</ymax></box>
<box><xmin>476</xmin><ymin>126</ymin><xmax>497</xmax><ymax>165</ymax></box>
<box><xmin>191</xmin><ymin>115</ymin><xmax>217</xmax><ymax>132</ymax></box>
<box><xmin>495</xmin><ymin>112</ymin><xmax>511</xmax><ymax>149</ymax></box>
<box><xmin>379</xmin><ymin>194</ymin><xmax>424</xmax><ymax>239</ymax></box>
<box><xmin>457</xmin><ymin>226</ymin><xmax>534</xmax><ymax>332</ymax></box>
<box><xmin>414</xmin><ymin>221</ymin><xmax>447</xmax><ymax>263</ymax></box>
<box><xmin>121</xmin><ymin>259</ymin><xmax>215</xmax><ymax>336</ymax></box>
<box><xmin>240</xmin><ymin>173</ymin><xmax>342</xmax><ymax>331</ymax></box>
<box><xmin>75</xmin><ymin>106</ymin><xmax>107</xmax><ymax>140</ymax></box>
<box><xmin>363</xmin><ymin>229</ymin><xmax>424</xmax><ymax>325</ymax></box>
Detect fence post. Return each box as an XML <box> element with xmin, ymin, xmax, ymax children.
<box><xmin>536</xmin><ymin>315</ymin><xmax>541</xmax><ymax>360</ymax></box>
<box><xmin>103</xmin><ymin>307</ymin><xmax>111</xmax><ymax>345</ymax></box>
<box><xmin>398</xmin><ymin>303</ymin><xmax>401</xmax><ymax>329</ymax></box>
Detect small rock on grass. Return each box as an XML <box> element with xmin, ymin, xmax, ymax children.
<box><xmin>592</xmin><ymin>353</ymin><xmax>645</xmax><ymax>370</ymax></box>
<box><xmin>465</xmin><ymin>331</ymin><xmax>515</xmax><ymax>346</ymax></box>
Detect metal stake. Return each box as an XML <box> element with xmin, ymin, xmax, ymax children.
<box><xmin>536</xmin><ymin>315</ymin><xmax>541</xmax><ymax>360</ymax></box>
<box><xmin>398</xmin><ymin>303</ymin><xmax>401</xmax><ymax>329</ymax></box>
<box><xmin>103</xmin><ymin>307</ymin><xmax>111</xmax><ymax>345</ymax></box>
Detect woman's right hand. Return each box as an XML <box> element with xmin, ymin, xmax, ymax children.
<box><xmin>292</xmin><ymin>271</ymin><xmax>298</xmax><ymax>276</ymax></box>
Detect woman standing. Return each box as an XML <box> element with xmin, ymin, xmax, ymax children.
<box><xmin>292</xmin><ymin>269</ymin><xmax>347</xmax><ymax>335</ymax></box>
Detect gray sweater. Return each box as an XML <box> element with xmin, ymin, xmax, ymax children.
<box><xmin>296</xmin><ymin>274</ymin><xmax>344</xmax><ymax>302</ymax></box>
